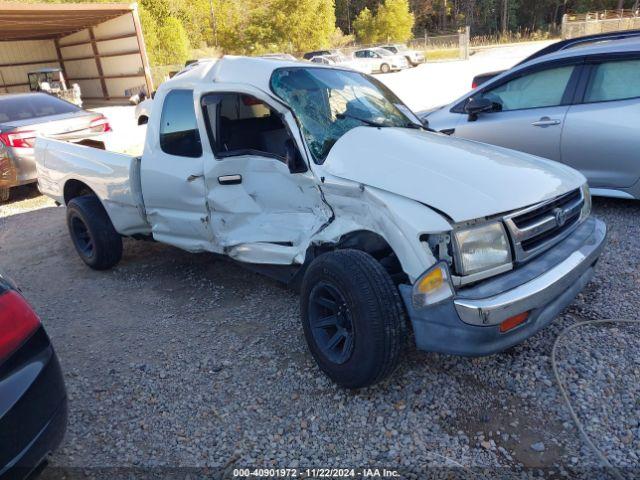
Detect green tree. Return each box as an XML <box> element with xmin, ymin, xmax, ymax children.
<box><xmin>139</xmin><ymin>7</ymin><xmax>159</xmax><ymax>65</ymax></box>
<box><xmin>376</xmin><ymin>0</ymin><xmax>415</xmax><ymax>41</ymax></box>
<box><xmin>170</xmin><ymin>0</ymin><xmax>211</xmax><ymax>48</ymax></box>
<box><xmin>329</xmin><ymin>27</ymin><xmax>356</xmax><ymax>48</ymax></box>
<box><xmin>353</xmin><ymin>7</ymin><xmax>378</xmax><ymax>42</ymax></box>
<box><xmin>210</xmin><ymin>0</ymin><xmax>247</xmax><ymax>52</ymax></box>
<box><xmin>155</xmin><ymin>17</ymin><xmax>190</xmax><ymax>65</ymax></box>
<box><xmin>271</xmin><ymin>0</ymin><xmax>336</xmax><ymax>52</ymax></box>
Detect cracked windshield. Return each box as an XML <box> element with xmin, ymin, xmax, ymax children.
<box><xmin>271</xmin><ymin>67</ymin><xmax>419</xmax><ymax>162</ymax></box>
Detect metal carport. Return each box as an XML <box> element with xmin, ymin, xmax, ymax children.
<box><xmin>0</xmin><ymin>2</ymin><xmax>153</xmax><ymax>104</ymax></box>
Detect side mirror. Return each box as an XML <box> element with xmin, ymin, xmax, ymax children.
<box><xmin>465</xmin><ymin>97</ymin><xmax>494</xmax><ymax>121</ymax></box>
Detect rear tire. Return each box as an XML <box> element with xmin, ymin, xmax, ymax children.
<box><xmin>0</xmin><ymin>188</ymin><xmax>9</xmax><ymax>202</ymax></box>
<box><xmin>380</xmin><ymin>63</ymin><xmax>391</xmax><ymax>74</ymax></box>
<box><xmin>66</xmin><ymin>195</ymin><xmax>122</xmax><ymax>270</ymax></box>
<box><xmin>300</xmin><ymin>249</ymin><xmax>407</xmax><ymax>389</ymax></box>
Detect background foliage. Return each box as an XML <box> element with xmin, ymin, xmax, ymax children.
<box><xmin>17</xmin><ymin>0</ymin><xmax>640</xmax><ymax>65</ymax></box>
<box><xmin>353</xmin><ymin>0</ymin><xmax>415</xmax><ymax>43</ymax></box>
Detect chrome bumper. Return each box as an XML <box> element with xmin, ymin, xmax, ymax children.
<box><xmin>454</xmin><ymin>218</ymin><xmax>606</xmax><ymax>326</ymax></box>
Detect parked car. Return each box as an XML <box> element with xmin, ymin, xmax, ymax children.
<box><xmin>309</xmin><ymin>54</ymin><xmax>337</xmax><ymax>65</ymax></box>
<box><xmin>470</xmin><ymin>29</ymin><xmax>640</xmax><ymax>88</ymax></box>
<box><xmin>36</xmin><ymin>58</ymin><xmax>605</xmax><ymax>388</ymax></box>
<box><xmin>303</xmin><ymin>49</ymin><xmax>335</xmax><ymax>60</ymax></box>
<box><xmin>260</xmin><ymin>53</ymin><xmax>297</xmax><ymax>61</ymax></box>
<box><xmin>381</xmin><ymin>44</ymin><xmax>426</xmax><ymax>66</ymax></box>
<box><xmin>353</xmin><ymin>47</ymin><xmax>408</xmax><ymax>73</ymax></box>
<box><xmin>0</xmin><ymin>93</ymin><xmax>111</xmax><ymax>202</ymax></box>
<box><xmin>0</xmin><ymin>271</ymin><xmax>67</xmax><ymax>479</ymax></box>
<box><xmin>135</xmin><ymin>98</ymin><xmax>153</xmax><ymax>125</ymax></box>
<box><xmin>423</xmin><ymin>37</ymin><xmax>640</xmax><ymax>200</ymax></box>
<box><xmin>309</xmin><ymin>54</ymin><xmax>373</xmax><ymax>74</ymax></box>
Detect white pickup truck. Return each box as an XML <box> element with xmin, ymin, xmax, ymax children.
<box><xmin>36</xmin><ymin>57</ymin><xmax>606</xmax><ymax>388</ymax></box>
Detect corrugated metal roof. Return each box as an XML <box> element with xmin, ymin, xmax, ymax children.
<box><xmin>0</xmin><ymin>2</ymin><xmax>134</xmax><ymax>41</ymax></box>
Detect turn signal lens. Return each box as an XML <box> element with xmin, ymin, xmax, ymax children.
<box><xmin>499</xmin><ymin>312</ymin><xmax>529</xmax><ymax>333</ymax></box>
<box><xmin>412</xmin><ymin>262</ymin><xmax>454</xmax><ymax>309</ymax></box>
<box><xmin>0</xmin><ymin>130</ymin><xmax>37</xmax><ymax>149</ymax></box>
<box><xmin>89</xmin><ymin>115</ymin><xmax>112</xmax><ymax>133</ymax></box>
<box><xmin>417</xmin><ymin>267</ymin><xmax>444</xmax><ymax>294</ymax></box>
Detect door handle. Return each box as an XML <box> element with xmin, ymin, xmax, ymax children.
<box><xmin>187</xmin><ymin>174</ymin><xmax>204</xmax><ymax>182</ymax></box>
<box><xmin>532</xmin><ymin>117</ymin><xmax>561</xmax><ymax>127</ymax></box>
<box><xmin>218</xmin><ymin>174</ymin><xmax>242</xmax><ymax>185</ymax></box>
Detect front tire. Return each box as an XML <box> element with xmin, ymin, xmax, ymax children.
<box><xmin>66</xmin><ymin>195</ymin><xmax>122</xmax><ymax>270</ymax></box>
<box><xmin>380</xmin><ymin>63</ymin><xmax>391</xmax><ymax>74</ymax></box>
<box><xmin>301</xmin><ymin>249</ymin><xmax>407</xmax><ymax>389</ymax></box>
<box><xmin>0</xmin><ymin>188</ymin><xmax>9</xmax><ymax>202</ymax></box>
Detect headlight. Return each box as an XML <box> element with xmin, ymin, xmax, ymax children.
<box><xmin>580</xmin><ymin>183</ymin><xmax>591</xmax><ymax>222</ymax></box>
<box><xmin>412</xmin><ymin>262</ymin><xmax>453</xmax><ymax>309</ymax></box>
<box><xmin>453</xmin><ymin>222</ymin><xmax>512</xmax><ymax>276</ymax></box>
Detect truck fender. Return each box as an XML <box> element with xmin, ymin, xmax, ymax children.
<box><xmin>310</xmin><ymin>183</ymin><xmax>451</xmax><ymax>283</ymax></box>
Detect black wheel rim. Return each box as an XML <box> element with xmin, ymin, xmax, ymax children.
<box><xmin>308</xmin><ymin>282</ymin><xmax>355</xmax><ymax>365</ymax></box>
<box><xmin>70</xmin><ymin>215</ymin><xmax>94</xmax><ymax>258</ymax></box>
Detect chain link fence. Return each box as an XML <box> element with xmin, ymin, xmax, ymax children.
<box><xmin>562</xmin><ymin>9</ymin><xmax>640</xmax><ymax>39</ymax></box>
<box><xmin>341</xmin><ymin>29</ymin><xmax>470</xmax><ymax>61</ymax></box>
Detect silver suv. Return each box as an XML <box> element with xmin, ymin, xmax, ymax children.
<box><xmin>423</xmin><ymin>37</ymin><xmax>640</xmax><ymax>200</ymax></box>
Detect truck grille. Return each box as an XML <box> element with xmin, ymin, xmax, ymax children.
<box><xmin>503</xmin><ymin>188</ymin><xmax>584</xmax><ymax>263</ymax></box>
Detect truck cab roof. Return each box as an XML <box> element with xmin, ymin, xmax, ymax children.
<box><xmin>160</xmin><ymin>55</ymin><xmax>343</xmax><ymax>98</ymax></box>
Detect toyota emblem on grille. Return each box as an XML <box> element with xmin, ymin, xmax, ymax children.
<box><xmin>553</xmin><ymin>207</ymin><xmax>567</xmax><ymax>227</ymax></box>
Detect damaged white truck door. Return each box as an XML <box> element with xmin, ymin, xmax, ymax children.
<box><xmin>140</xmin><ymin>89</ymin><xmax>215</xmax><ymax>251</ymax></box>
<box><xmin>199</xmin><ymin>89</ymin><xmax>329</xmax><ymax>264</ymax></box>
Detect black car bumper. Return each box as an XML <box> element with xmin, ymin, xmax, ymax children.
<box><xmin>0</xmin><ymin>328</ymin><xmax>67</xmax><ymax>480</ymax></box>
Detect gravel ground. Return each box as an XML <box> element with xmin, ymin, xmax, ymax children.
<box><xmin>554</xmin><ymin>322</ymin><xmax>640</xmax><ymax>470</ymax></box>
<box><xmin>1</xmin><ymin>186</ymin><xmax>638</xmax><ymax>479</ymax></box>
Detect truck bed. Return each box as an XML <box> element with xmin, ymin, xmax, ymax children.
<box><xmin>35</xmin><ymin>137</ymin><xmax>150</xmax><ymax>236</ymax></box>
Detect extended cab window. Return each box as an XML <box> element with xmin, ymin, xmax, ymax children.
<box><xmin>584</xmin><ymin>59</ymin><xmax>640</xmax><ymax>103</ymax></box>
<box><xmin>201</xmin><ymin>93</ymin><xmax>291</xmax><ymax>160</ymax></box>
<box><xmin>479</xmin><ymin>66</ymin><xmax>575</xmax><ymax>111</ymax></box>
<box><xmin>159</xmin><ymin>89</ymin><xmax>202</xmax><ymax>158</ymax></box>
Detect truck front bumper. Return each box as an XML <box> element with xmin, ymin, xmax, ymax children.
<box><xmin>400</xmin><ymin>217</ymin><xmax>606</xmax><ymax>356</ymax></box>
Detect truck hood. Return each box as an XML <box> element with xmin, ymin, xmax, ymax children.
<box><xmin>322</xmin><ymin>127</ymin><xmax>585</xmax><ymax>223</ymax></box>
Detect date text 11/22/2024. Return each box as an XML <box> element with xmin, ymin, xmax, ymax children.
<box><xmin>233</xmin><ymin>468</ymin><xmax>401</xmax><ymax>477</ymax></box>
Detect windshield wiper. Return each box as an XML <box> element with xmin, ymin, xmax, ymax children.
<box><xmin>336</xmin><ymin>113</ymin><xmax>387</xmax><ymax>128</ymax></box>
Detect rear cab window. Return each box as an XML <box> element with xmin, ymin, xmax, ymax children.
<box><xmin>159</xmin><ymin>89</ymin><xmax>202</xmax><ymax>158</ymax></box>
<box><xmin>0</xmin><ymin>94</ymin><xmax>80</xmax><ymax>123</ymax></box>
